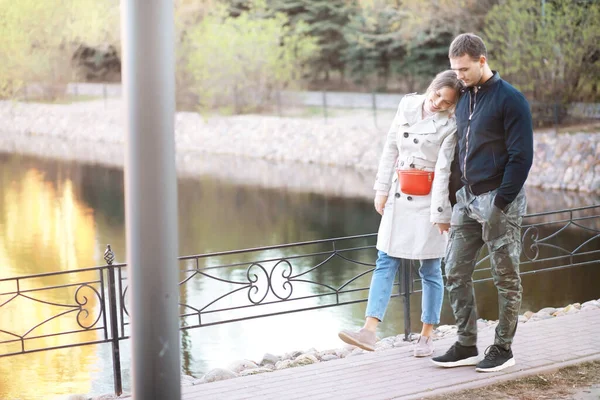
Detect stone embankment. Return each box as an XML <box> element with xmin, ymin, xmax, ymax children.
<box><xmin>67</xmin><ymin>299</ymin><xmax>600</xmax><ymax>400</ymax></box>
<box><xmin>1</xmin><ymin>99</ymin><xmax>599</xmax><ymax>198</ymax></box>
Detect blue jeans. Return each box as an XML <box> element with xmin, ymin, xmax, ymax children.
<box><xmin>365</xmin><ymin>250</ymin><xmax>444</xmax><ymax>325</ymax></box>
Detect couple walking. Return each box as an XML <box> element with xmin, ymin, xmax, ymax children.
<box><xmin>339</xmin><ymin>33</ymin><xmax>534</xmax><ymax>373</ymax></box>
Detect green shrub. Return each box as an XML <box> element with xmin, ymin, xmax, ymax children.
<box><xmin>183</xmin><ymin>0</ymin><xmax>318</xmax><ymax>114</ymax></box>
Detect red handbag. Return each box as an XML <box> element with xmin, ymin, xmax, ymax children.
<box><xmin>397</xmin><ymin>170</ymin><xmax>435</xmax><ymax>196</ymax></box>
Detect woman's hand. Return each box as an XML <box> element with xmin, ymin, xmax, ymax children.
<box><xmin>374</xmin><ymin>194</ymin><xmax>388</xmax><ymax>215</ymax></box>
<box><xmin>435</xmin><ymin>223</ymin><xmax>450</xmax><ymax>234</ymax></box>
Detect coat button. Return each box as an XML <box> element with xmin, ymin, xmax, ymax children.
<box><xmin>407</xmin><ymin>196</ymin><xmax>413</xmax><ymax>201</ymax></box>
<box><xmin>413</xmin><ymin>138</ymin><xmax>419</xmax><ymax>144</ymax></box>
<box><xmin>438</xmin><ymin>207</ymin><xmax>443</xmax><ymax>212</ymax></box>
<box><xmin>410</xmin><ymin>163</ymin><xmax>415</xmax><ymax>168</ymax></box>
<box><xmin>403</xmin><ymin>132</ymin><xmax>409</xmax><ymax>138</ymax></box>
<box><xmin>395</xmin><ymin>193</ymin><xmax>401</xmax><ymax>198</ymax></box>
<box><xmin>400</xmin><ymin>161</ymin><xmax>404</xmax><ymax>166</ymax></box>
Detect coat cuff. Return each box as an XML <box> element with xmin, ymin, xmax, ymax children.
<box><xmin>430</xmin><ymin>205</ymin><xmax>451</xmax><ymax>224</ymax></box>
<box><xmin>373</xmin><ymin>182</ymin><xmax>389</xmax><ymax>192</ymax></box>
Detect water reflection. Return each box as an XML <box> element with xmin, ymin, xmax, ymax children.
<box><xmin>0</xmin><ymin>152</ymin><xmax>599</xmax><ymax>399</ymax></box>
<box><xmin>0</xmin><ymin>157</ymin><xmax>100</xmax><ymax>400</ymax></box>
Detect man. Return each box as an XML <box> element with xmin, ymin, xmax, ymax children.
<box><xmin>432</xmin><ymin>33</ymin><xmax>533</xmax><ymax>372</ymax></box>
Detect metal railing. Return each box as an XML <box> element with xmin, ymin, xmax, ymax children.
<box><xmin>1</xmin><ymin>204</ymin><xmax>599</xmax><ymax>395</ymax></box>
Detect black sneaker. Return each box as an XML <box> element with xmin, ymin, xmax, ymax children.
<box><xmin>431</xmin><ymin>341</ymin><xmax>480</xmax><ymax>367</ymax></box>
<box><xmin>475</xmin><ymin>345</ymin><xmax>515</xmax><ymax>372</ymax></box>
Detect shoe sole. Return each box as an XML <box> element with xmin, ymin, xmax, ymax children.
<box><xmin>338</xmin><ymin>332</ymin><xmax>375</xmax><ymax>352</ymax></box>
<box><xmin>476</xmin><ymin>357</ymin><xmax>516</xmax><ymax>372</ymax></box>
<box><xmin>431</xmin><ymin>355</ymin><xmax>480</xmax><ymax>368</ymax></box>
<box><xmin>414</xmin><ymin>350</ymin><xmax>434</xmax><ymax>357</ymax></box>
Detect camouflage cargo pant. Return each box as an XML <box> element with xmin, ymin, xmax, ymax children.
<box><xmin>445</xmin><ymin>186</ymin><xmax>527</xmax><ymax>350</ymax></box>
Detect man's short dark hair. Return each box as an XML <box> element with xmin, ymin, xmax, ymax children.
<box><xmin>449</xmin><ymin>33</ymin><xmax>487</xmax><ymax>60</ymax></box>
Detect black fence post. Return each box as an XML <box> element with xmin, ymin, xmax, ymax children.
<box><xmin>401</xmin><ymin>259</ymin><xmax>413</xmax><ymax>341</ymax></box>
<box><xmin>104</xmin><ymin>244</ymin><xmax>123</xmax><ymax>396</ymax></box>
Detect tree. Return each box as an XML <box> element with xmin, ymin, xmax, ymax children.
<box><xmin>484</xmin><ymin>0</ymin><xmax>600</xmax><ymax>103</ymax></box>
<box><xmin>0</xmin><ymin>0</ymin><xmax>119</xmax><ymax>98</ymax></box>
<box><xmin>390</xmin><ymin>0</ymin><xmax>499</xmax><ymax>91</ymax></box>
<box><xmin>343</xmin><ymin>2</ymin><xmax>407</xmax><ymax>90</ymax></box>
<box><xmin>184</xmin><ymin>1</ymin><xmax>318</xmax><ymax>113</ymax></box>
<box><xmin>270</xmin><ymin>0</ymin><xmax>358</xmax><ymax>83</ymax></box>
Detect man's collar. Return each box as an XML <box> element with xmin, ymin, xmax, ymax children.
<box><xmin>461</xmin><ymin>71</ymin><xmax>501</xmax><ymax>94</ymax></box>
<box><xmin>473</xmin><ymin>71</ymin><xmax>501</xmax><ymax>92</ymax></box>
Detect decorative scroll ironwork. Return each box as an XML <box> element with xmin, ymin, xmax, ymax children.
<box><xmin>471</xmin><ymin>205</ymin><xmax>600</xmax><ymax>276</ymax></box>
<box><xmin>0</xmin><ymin>275</ymin><xmax>107</xmax><ymax>357</ymax></box>
<box><xmin>109</xmin><ymin>205</ymin><xmax>600</xmax><ymax>333</ymax></box>
<box><xmin>522</xmin><ymin>226</ymin><xmax>541</xmax><ymax>261</ymax></box>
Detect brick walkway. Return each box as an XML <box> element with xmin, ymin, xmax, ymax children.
<box><xmin>182</xmin><ymin>308</ymin><xmax>600</xmax><ymax>400</ymax></box>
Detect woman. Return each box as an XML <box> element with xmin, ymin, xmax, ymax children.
<box><xmin>339</xmin><ymin>70</ymin><xmax>463</xmax><ymax>357</ymax></box>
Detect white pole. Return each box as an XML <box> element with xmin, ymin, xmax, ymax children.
<box><xmin>121</xmin><ymin>0</ymin><xmax>181</xmax><ymax>398</ymax></box>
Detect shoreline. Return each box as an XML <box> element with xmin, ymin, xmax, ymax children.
<box><xmin>1</xmin><ymin>99</ymin><xmax>599</xmax><ymax>205</ymax></box>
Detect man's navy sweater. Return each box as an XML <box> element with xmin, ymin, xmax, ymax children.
<box><xmin>455</xmin><ymin>71</ymin><xmax>534</xmax><ymax>211</ymax></box>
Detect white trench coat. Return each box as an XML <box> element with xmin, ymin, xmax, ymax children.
<box><xmin>374</xmin><ymin>93</ymin><xmax>457</xmax><ymax>259</ymax></box>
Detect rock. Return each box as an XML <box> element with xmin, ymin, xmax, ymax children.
<box><xmin>239</xmin><ymin>367</ymin><xmax>274</xmax><ymax>376</ymax></box>
<box><xmin>228</xmin><ymin>359</ymin><xmax>259</xmax><ymax>373</ymax></box>
<box><xmin>581</xmin><ymin>305</ymin><xmax>599</xmax><ymax>312</ymax></box>
<box><xmin>347</xmin><ymin>348</ymin><xmax>365</xmax><ymax>357</ymax></box>
<box><xmin>318</xmin><ymin>349</ymin><xmax>338</xmax><ymax>358</ymax></box>
<box><xmin>282</xmin><ymin>350</ymin><xmax>303</xmax><ymax>360</ymax></box>
<box><xmin>320</xmin><ymin>354</ymin><xmax>339</xmax><ymax>362</ymax></box>
<box><xmin>477</xmin><ymin>320</ymin><xmax>489</xmax><ymax>330</ymax></box>
<box><xmin>275</xmin><ymin>359</ymin><xmax>295</xmax><ymax>370</ymax></box>
<box><xmin>192</xmin><ymin>377</ymin><xmax>205</xmax><ymax>385</ymax></box>
<box><xmin>378</xmin><ymin>336</ymin><xmax>395</xmax><ymax>346</ymax></box>
<box><xmin>335</xmin><ymin>348</ymin><xmax>350</xmax><ymax>358</ymax></box>
<box><xmin>181</xmin><ymin>374</ymin><xmax>196</xmax><ymax>386</ymax></box>
<box><xmin>530</xmin><ymin>312</ymin><xmax>554</xmax><ymax>321</ymax></box>
<box><xmin>582</xmin><ymin>300</ymin><xmax>600</xmax><ymax>308</ymax></box>
<box><xmin>537</xmin><ymin>307</ymin><xmax>557</xmax><ymax>315</ymax></box>
<box><xmin>294</xmin><ymin>354</ymin><xmax>319</xmax><ymax>366</ymax></box>
<box><xmin>290</xmin><ymin>350</ymin><xmax>303</xmax><ymax>358</ymax></box>
<box><xmin>563</xmin><ymin>304</ymin><xmax>580</xmax><ymax>314</ymax></box>
<box><xmin>393</xmin><ymin>339</ymin><xmax>411</xmax><ymax>347</ymax></box>
<box><xmin>197</xmin><ymin>368</ymin><xmax>237</xmax><ymax>384</ymax></box>
<box><xmin>375</xmin><ymin>341</ymin><xmax>394</xmax><ymax>351</ymax></box>
<box><xmin>259</xmin><ymin>353</ymin><xmax>280</xmax><ymax>366</ymax></box>
<box><xmin>518</xmin><ymin>314</ymin><xmax>529</xmax><ymax>323</ymax></box>
<box><xmin>436</xmin><ymin>325</ymin><xmax>457</xmax><ymax>333</ymax></box>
